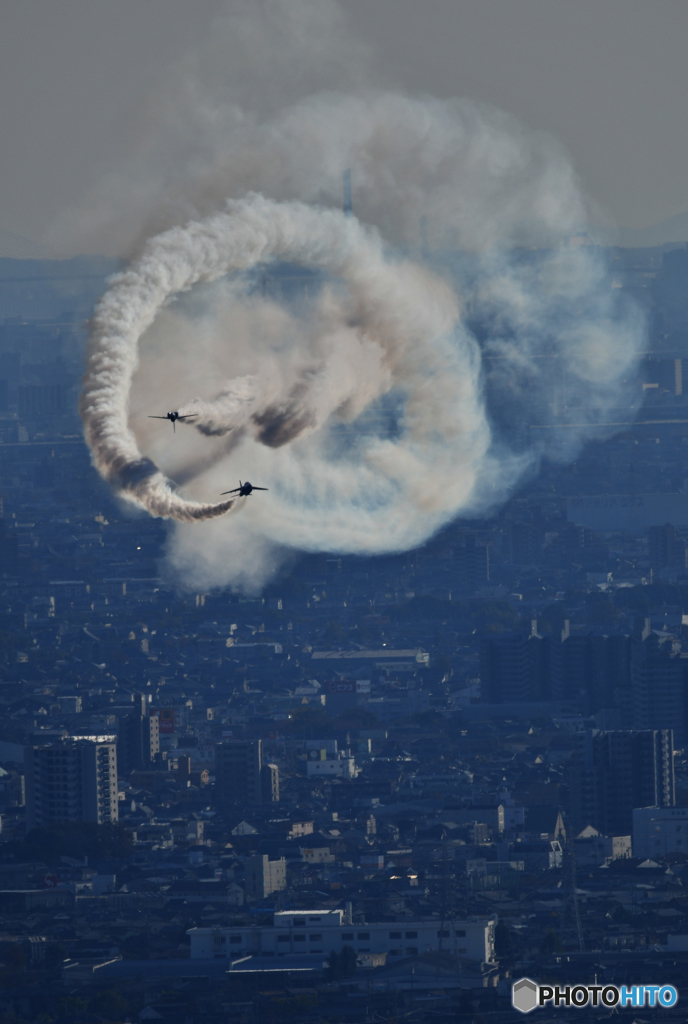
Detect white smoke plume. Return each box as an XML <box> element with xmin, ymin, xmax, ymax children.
<box><xmin>82</xmin><ymin>192</ymin><xmax>486</xmax><ymax>528</ymax></box>
<box><xmin>73</xmin><ymin>2</ymin><xmax>646</xmax><ymax>590</ymax></box>
<box><xmin>179</xmin><ymin>376</ymin><xmax>259</xmax><ymax>438</ymax></box>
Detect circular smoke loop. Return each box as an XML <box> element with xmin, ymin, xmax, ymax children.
<box><xmin>81</xmin><ymin>192</ymin><xmax>485</xmax><ymax>525</ymax></box>
<box><xmin>78</xmin><ymin>93</ymin><xmax>647</xmax><ymax>591</ymax></box>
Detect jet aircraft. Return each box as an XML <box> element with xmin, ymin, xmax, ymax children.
<box><xmin>221</xmin><ymin>481</ymin><xmax>268</xmax><ymax>498</ymax></box>
<box><xmin>148</xmin><ymin>411</ymin><xmax>198</xmax><ymax>432</ymax></box>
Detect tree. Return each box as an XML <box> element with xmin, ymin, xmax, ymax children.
<box><xmin>339</xmin><ymin>944</ymin><xmax>357</xmax><ymax>976</ymax></box>
<box><xmin>325</xmin><ymin>945</ymin><xmax>357</xmax><ymax>980</ymax></box>
<box><xmin>325</xmin><ymin>950</ymin><xmax>340</xmax><ymax>978</ymax></box>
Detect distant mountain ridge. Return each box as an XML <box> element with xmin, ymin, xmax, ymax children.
<box><xmin>612</xmin><ymin>212</ymin><xmax>688</xmax><ymax>249</ymax></box>
<box><xmin>0</xmin><ymin>226</ymin><xmax>58</xmax><ymax>260</ymax></box>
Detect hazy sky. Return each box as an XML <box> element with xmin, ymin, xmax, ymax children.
<box><xmin>2</xmin><ymin>0</ymin><xmax>688</xmax><ymax>252</ymax></box>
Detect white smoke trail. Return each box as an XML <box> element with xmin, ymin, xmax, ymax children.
<box><xmin>179</xmin><ymin>376</ymin><xmax>259</xmax><ymax>438</ymax></box>
<box><xmin>177</xmin><ymin>296</ymin><xmax>397</xmax><ymax>446</ymax></box>
<box><xmin>81</xmin><ymin>192</ymin><xmax>487</xmax><ymax>525</ymax></box>
<box><xmin>76</xmin><ymin>81</ymin><xmax>646</xmax><ymax>587</ymax></box>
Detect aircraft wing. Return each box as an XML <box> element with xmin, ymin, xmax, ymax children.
<box><xmin>148</xmin><ymin>415</ymin><xmax>168</xmax><ymax>419</ymax></box>
<box><xmin>177</xmin><ymin>414</ymin><xmax>199</xmax><ymax>421</ymax></box>
<box><xmin>252</xmin><ymin>487</ymin><xmax>269</xmax><ymax>491</ymax></box>
<box><xmin>221</xmin><ymin>488</ymin><xmax>241</xmax><ymax>495</ymax></box>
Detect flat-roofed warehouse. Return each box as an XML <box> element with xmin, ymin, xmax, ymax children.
<box><xmin>311</xmin><ymin>648</ymin><xmax>429</xmax><ymax>676</ymax></box>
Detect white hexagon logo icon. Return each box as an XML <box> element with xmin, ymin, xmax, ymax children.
<box><xmin>513</xmin><ymin>977</ymin><xmax>539</xmax><ymax>1013</ymax></box>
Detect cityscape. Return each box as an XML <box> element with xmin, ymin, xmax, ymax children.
<box><xmin>4</xmin><ymin>2</ymin><xmax>688</xmax><ymax>1023</ymax></box>
<box><xmin>0</xmin><ymin>237</ymin><xmax>684</xmax><ymax>1022</ymax></box>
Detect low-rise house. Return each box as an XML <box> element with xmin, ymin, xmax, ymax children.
<box><xmin>574</xmin><ymin>825</ymin><xmax>632</xmax><ymax>865</ymax></box>
<box><xmin>165</xmin><ymin>880</ymin><xmax>244</xmax><ymax>905</ymax></box>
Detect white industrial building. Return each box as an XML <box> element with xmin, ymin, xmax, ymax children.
<box><xmin>188</xmin><ymin>909</ymin><xmax>495</xmax><ymax>964</ymax></box>
<box><xmin>633</xmin><ymin>805</ymin><xmax>688</xmax><ymax>859</ymax></box>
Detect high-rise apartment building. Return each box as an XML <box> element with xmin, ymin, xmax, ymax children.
<box><xmin>648</xmin><ymin>523</ymin><xmax>687</xmax><ymax>570</ymax></box>
<box><xmin>480</xmin><ymin>632</ymin><xmax>531</xmax><ymax>703</ymax></box>
<box><xmin>508</xmin><ymin>521</ymin><xmax>541</xmax><ymax>565</ymax></box>
<box><xmin>479</xmin><ymin>621</ymin><xmax>567</xmax><ymax>703</ymax></box>
<box><xmin>631</xmin><ymin>633</ymin><xmax>688</xmax><ymax>744</ymax></box>
<box><xmin>116</xmin><ymin>698</ymin><xmax>160</xmax><ymax>774</ymax></box>
<box><xmin>455</xmin><ymin>534</ymin><xmax>489</xmax><ymax>594</ymax></box>
<box><xmin>480</xmin><ymin>623</ymin><xmax>670</xmax><ymax>720</ymax></box>
<box><xmin>569</xmin><ymin>729</ymin><xmax>674</xmax><ymax>835</ymax></box>
<box><xmin>214</xmin><ymin>739</ymin><xmax>279</xmax><ymax>811</ymax></box>
<box><xmin>25</xmin><ymin>736</ymin><xmax>119</xmax><ymax>831</ymax></box>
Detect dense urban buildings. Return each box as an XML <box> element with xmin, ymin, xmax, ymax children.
<box><xmin>2</xmin><ymin>244</ymin><xmax>688</xmax><ymax>1019</ymax></box>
